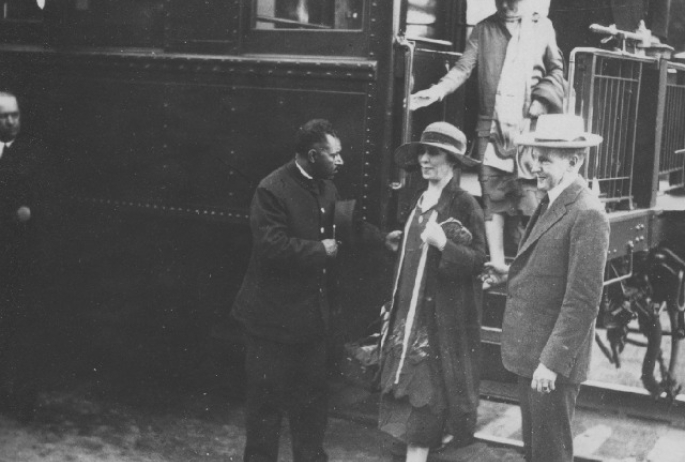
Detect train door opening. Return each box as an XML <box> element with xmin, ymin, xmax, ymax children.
<box><xmin>392</xmin><ymin>0</ymin><xmax>471</xmax><ymax>222</ymax></box>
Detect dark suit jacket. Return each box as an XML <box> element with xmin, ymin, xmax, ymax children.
<box><xmin>501</xmin><ymin>177</ymin><xmax>610</xmax><ymax>384</ymax></box>
<box><xmin>0</xmin><ymin>134</ymin><xmax>47</xmax><ymax>226</ymax></box>
<box><xmin>0</xmin><ymin>134</ymin><xmax>50</xmax><ymax>264</ymax></box>
<box><xmin>232</xmin><ymin>160</ymin><xmax>338</xmax><ymax>344</ymax></box>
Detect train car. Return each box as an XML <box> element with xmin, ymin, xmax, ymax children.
<box><xmin>0</xmin><ymin>0</ymin><xmax>474</xmax><ymax>383</ymax></box>
<box><xmin>0</xmin><ymin>0</ymin><xmax>683</xmax><ymax>396</ymax></box>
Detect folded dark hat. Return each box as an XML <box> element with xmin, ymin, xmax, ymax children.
<box><xmin>334</xmin><ymin>199</ymin><xmax>356</xmax><ymax>248</ymax></box>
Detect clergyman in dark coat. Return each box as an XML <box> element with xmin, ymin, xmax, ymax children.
<box><xmin>232</xmin><ymin>119</ymin><xmax>344</xmax><ymax>462</ymax></box>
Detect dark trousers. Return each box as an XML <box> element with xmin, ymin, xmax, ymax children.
<box><xmin>517</xmin><ymin>376</ymin><xmax>580</xmax><ymax>462</ymax></box>
<box><xmin>243</xmin><ymin>333</ymin><xmax>328</xmax><ymax>462</ymax></box>
<box><xmin>0</xmin><ymin>239</ymin><xmax>41</xmax><ymax>421</ymax></box>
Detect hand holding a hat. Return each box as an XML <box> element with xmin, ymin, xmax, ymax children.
<box><xmin>421</xmin><ymin>221</ymin><xmax>447</xmax><ymax>251</ymax></box>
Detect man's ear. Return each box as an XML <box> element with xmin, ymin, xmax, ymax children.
<box><xmin>307</xmin><ymin>148</ymin><xmax>318</xmax><ymax>164</ymax></box>
<box><xmin>569</xmin><ymin>154</ymin><xmax>583</xmax><ymax>169</ymax></box>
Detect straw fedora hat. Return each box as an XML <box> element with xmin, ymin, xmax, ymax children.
<box><xmin>395</xmin><ymin>121</ymin><xmax>480</xmax><ymax>169</ymax></box>
<box><xmin>516</xmin><ymin>114</ymin><xmax>603</xmax><ymax>148</ymax></box>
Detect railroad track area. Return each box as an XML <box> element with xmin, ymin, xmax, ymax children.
<box><xmin>332</xmin><ymin>378</ymin><xmax>685</xmax><ymax>462</ymax></box>
<box><xmin>332</xmin><ymin>320</ymin><xmax>685</xmax><ymax>461</ymax></box>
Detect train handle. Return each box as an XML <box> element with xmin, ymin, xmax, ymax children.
<box><xmin>604</xmin><ymin>241</ymin><xmax>635</xmax><ymax>286</ymax></box>
<box><xmin>589</xmin><ymin>23</ymin><xmax>649</xmax><ymax>44</ymax></box>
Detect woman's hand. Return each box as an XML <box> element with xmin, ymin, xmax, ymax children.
<box><xmin>385</xmin><ymin>230</ymin><xmax>403</xmax><ymax>252</ymax></box>
<box><xmin>421</xmin><ymin>221</ymin><xmax>447</xmax><ymax>251</ymax></box>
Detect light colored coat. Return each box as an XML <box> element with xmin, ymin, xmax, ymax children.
<box><xmin>501</xmin><ymin>178</ymin><xmax>610</xmax><ymax>384</ymax></box>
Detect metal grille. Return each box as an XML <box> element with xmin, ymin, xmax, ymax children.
<box><xmin>571</xmin><ymin>50</ymin><xmax>649</xmax><ymax>207</ymax></box>
<box><xmin>659</xmin><ymin>62</ymin><xmax>685</xmax><ymax>189</ymax></box>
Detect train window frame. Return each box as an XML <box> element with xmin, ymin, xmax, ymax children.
<box><xmin>241</xmin><ymin>0</ymin><xmax>369</xmax><ymax>57</ymax></box>
<box><xmin>0</xmin><ymin>0</ymin><xmax>45</xmax><ymax>44</ymax></box>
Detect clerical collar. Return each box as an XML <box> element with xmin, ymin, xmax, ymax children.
<box><xmin>295</xmin><ymin>159</ymin><xmax>314</xmax><ymax>180</ymax></box>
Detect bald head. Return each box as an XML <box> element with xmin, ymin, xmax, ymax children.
<box><xmin>0</xmin><ymin>92</ymin><xmax>20</xmax><ymax>142</ymax></box>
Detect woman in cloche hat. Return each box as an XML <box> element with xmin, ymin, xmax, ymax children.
<box><xmin>378</xmin><ymin>122</ymin><xmax>486</xmax><ymax>462</ymax></box>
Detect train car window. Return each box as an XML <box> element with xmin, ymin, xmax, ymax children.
<box><xmin>1</xmin><ymin>0</ymin><xmax>43</xmax><ymax>21</ymax></box>
<box><xmin>254</xmin><ymin>0</ymin><xmax>363</xmax><ymax>30</ymax></box>
<box><xmin>0</xmin><ymin>0</ymin><xmax>44</xmax><ymax>44</ymax></box>
<box><xmin>42</xmin><ymin>0</ymin><xmax>166</xmax><ymax>48</ymax></box>
<box><xmin>405</xmin><ymin>0</ymin><xmax>440</xmax><ymax>39</ymax></box>
<box><xmin>245</xmin><ymin>0</ymin><xmax>367</xmax><ymax>56</ymax></box>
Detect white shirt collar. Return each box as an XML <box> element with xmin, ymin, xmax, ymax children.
<box><xmin>547</xmin><ymin>172</ymin><xmax>578</xmax><ymax>207</ymax></box>
<box><xmin>295</xmin><ymin>159</ymin><xmax>313</xmax><ymax>180</ymax></box>
<box><xmin>0</xmin><ymin>139</ymin><xmax>13</xmax><ymax>158</ymax></box>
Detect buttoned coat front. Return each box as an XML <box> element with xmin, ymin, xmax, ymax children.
<box><xmin>232</xmin><ymin>160</ymin><xmax>337</xmax><ymax>344</ymax></box>
<box><xmin>501</xmin><ymin>178</ymin><xmax>610</xmax><ymax>384</ymax></box>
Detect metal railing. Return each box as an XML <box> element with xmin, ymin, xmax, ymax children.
<box><xmin>568</xmin><ymin>48</ymin><xmax>657</xmax><ymax>208</ymax></box>
<box><xmin>659</xmin><ymin>61</ymin><xmax>685</xmax><ymax>190</ymax></box>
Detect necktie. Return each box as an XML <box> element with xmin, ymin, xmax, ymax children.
<box><xmin>539</xmin><ymin>194</ymin><xmax>550</xmax><ymax>216</ymax></box>
<box><xmin>529</xmin><ymin>194</ymin><xmax>550</xmax><ymax>232</ymax></box>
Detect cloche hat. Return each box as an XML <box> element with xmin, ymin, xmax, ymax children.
<box><xmin>395</xmin><ymin>121</ymin><xmax>480</xmax><ymax>169</ymax></box>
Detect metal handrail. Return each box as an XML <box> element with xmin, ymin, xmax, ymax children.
<box><xmin>566</xmin><ymin>47</ymin><xmax>657</xmax><ymax>114</ymax></box>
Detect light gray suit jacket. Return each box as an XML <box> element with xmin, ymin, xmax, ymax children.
<box><xmin>501</xmin><ymin>177</ymin><xmax>610</xmax><ymax>384</ymax></box>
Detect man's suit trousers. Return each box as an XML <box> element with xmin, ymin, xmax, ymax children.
<box><xmin>517</xmin><ymin>376</ymin><xmax>580</xmax><ymax>462</ymax></box>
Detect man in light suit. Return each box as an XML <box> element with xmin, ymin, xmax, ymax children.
<box><xmin>485</xmin><ymin>114</ymin><xmax>610</xmax><ymax>462</ymax></box>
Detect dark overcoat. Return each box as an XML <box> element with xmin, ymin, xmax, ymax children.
<box><xmin>0</xmin><ymin>133</ymin><xmax>49</xmax><ymax>293</ymax></box>
<box><xmin>232</xmin><ymin>160</ymin><xmax>338</xmax><ymax>344</ymax></box>
<box><xmin>386</xmin><ymin>176</ymin><xmax>487</xmax><ymax>433</ymax></box>
<box><xmin>502</xmin><ymin>178</ymin><xmax>610</xmax><ymax>383</ymax></box>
